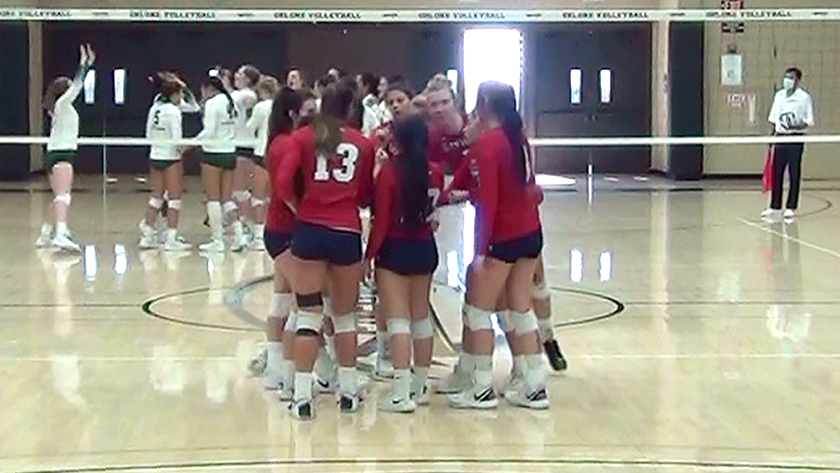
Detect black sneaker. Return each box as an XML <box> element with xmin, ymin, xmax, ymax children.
<box><xmin>543</xmin><ymin>339</ymin><xmax>568</xmax><ymax>371</ymax></box>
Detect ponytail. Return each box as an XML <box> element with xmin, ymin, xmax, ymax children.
<box><xmin>314</xmin><ymin>80</ymin><xmax>356</xmax><ymax>160</ymax></box>
<box><xmin>394</xmin><ymin>114</ymin><xmax>432</xmax><ymax>230</ymax></box>
<box><xmin>205</xmin><ymin>75</ymin><xmax>236</xmax><ymax>117</ymax></box>
<box><xmin>478</xmin><ymin>81</ymin><xmax>528</xmax><ymax>184</ymax></box>
<box><xmin>501</xmin><ymin>108</ymin><xmax>527</xmax><ymax>184</ymax></box>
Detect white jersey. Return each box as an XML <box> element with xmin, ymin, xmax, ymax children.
<box><xmin>247</xmin><ymin>99</ymin><xmax>272</xmax><ymax>157</ymax></box>
<box><xmin>769</xmin><ymin>88</ymin><xmax>815</xmax><ymax>135</ymax></box>
<box><xmin>47</xmin><ymin>67</ymin><xmax>84</xmax><ymax>152</ymax></box>
<box><xmin>146</xmin><ymin>100</ymin><xmax>183</xmax><ymax>160</ymax></box>
<box><xmin>232</xmin><ymin>88</ymin><xmax>257</xmax><ymax>149</ymax></box>
<box><xmin>197</xmin><ymin>93</ymin><xmax>236</xmax><ymax>153</ymax></box>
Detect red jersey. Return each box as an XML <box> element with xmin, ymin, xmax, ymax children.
<box><xmin>266</xmin><ymin>133</ymin><xmax>297</xmax><ymax>232</ymax></box>
<box><xmin>472</xmin><ymin>127</ymin><xmax>541</xmax><ymax>256</ymax></box>
<box><xmin>366</xmin><ymin>160</ymin><xmax>444</xmax><ymax>260</ymax></box>
<box><xmin>429</xmin><ymin>118</ymin><xmax>469</xmax><ymax>173</ymax></box>
<box><xmin>442</xmin><ymin>153</ymin><xmax>479</xmax><ymax>205</ymax></box>
<box><xmin>276</xmin><ymin>125</ymin><xmax>375</xmax><ymax>233</ymax></box>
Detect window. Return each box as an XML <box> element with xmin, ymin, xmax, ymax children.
<box><xmin>83</xmin><ymin>70</ymin><xmax>96</xmax><ymax>105</ymax></box>
<box><xmin>600</xmin><ymin>69</ymin><xmax>612</xmax><ymax>104</ymax></box>
<box><xmin>113</xmin><ymin>69</ymin><xmax>126</xmax><ymax>105</ymax></box>
<box><xmin>570</xmin><ymin>69</ymin><xmax>582</xmax><ymax>105</ymax></box>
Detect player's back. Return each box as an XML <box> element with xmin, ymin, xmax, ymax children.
<box><xmin>294</xmin><ymin>125</ymin><xmax>375</xmax><ymax>233</ymax></box>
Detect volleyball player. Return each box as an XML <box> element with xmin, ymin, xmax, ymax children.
<box><xmin>139</xmin><ymin>72</ymin><xmax>191</xmax><ymax>251</ymax></box>
<box><xmin>366</xmin><ymin>114</ymin><xmax>443</xmax><ymax>412</ymax></box>
<box><xmin>231</xmin><ymin>65</ymin><xmax>261</xmax><ymax>251</ymax></box>
<box><xmin>424</xmin><ymin>75</ymin><xmax>470</xmax><ymax>174</ymax></box>
<box><xmin>36</xmin><ymin>44</ymin><xmax>95</xmax><ymax>252</ymax></box>
<box><xmin>245</xmin><ymin>75</ymin><xmax>280</xmax><ymax>251</ymax></box>
<box><xmin>196</xmin><ymin>70</ymin><xmax>237</xmax><ymax>253</ymax></box>
<box><xmin>275</xmin><ymin>81</ymin><xmax>375</xmax><ymax>420</ymax></box>
<box><xmin>261</xmin><ymin>87</ymin><xmax>304</xmax><ymax>391</ymax></box>
<box><xmin>449</xmin><ymin>81</ymin><xmax>548</xmax><ymax>410</ymax></box>
<box><xmin>287</xmin><ymin>69</ymin><xmax>306</xmax><ymax>90</ymax></box>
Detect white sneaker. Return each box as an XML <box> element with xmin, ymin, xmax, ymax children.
<box><xmin>35</xmin><ymin>229</ymin><xmax>53</xmax><ymax>248</ymax></box>
<box><xmin>249</xmin><ymin>237</ymin><xmax>266</xmax><ymax>252</ymax></box>
<box><xmin>278</xmin><ymin>382</ymin><xmax>294</xmax><ymax>402</ymax></box>
<box><xmin>248</xmin><ymin>348</ymin><xmax>267</xmax><ymax>377</ymax></box>
<box><xmin>375</xmin><ymin>357</ymin><xmax>394</xmax><ymax>379</ymax></box>
<box><xmin>230</xmin><ymin>234</ymin><xmax>249</xmax><ymax>252</ymax></box>
<box><xmin>505</xmin><ymin>383</ymin><xmax>550</xmax><ymax>410</ymax></box>
<box><xmin>290</xmin><ymin>399</ymin><xmax>314</xmax><ymax>420</ymax></box>
<box><xmin>411</xmin><ymin>381</ymin><xmax>431</xmax><ymax>406</ymax></box>
<box><xmin>761</xmin><ymin>209</ymin><xmax>782</xmax><ymax>222</ymax></box>
<box><xmin>315</xmin><ymin>373</ymin><xmax>337</xmax><ymax>393</ymax></box>
<box><xmin>52</xmin><ymin>231</ymin><xmax>81</xmax><ymax>253</ymax></box>
<box><xmin>502</xmin><ymin>373</ymin><xmax>526</xmax><ymax>399</ymax></box>
<box><xmin>784</xmin><ymin>209</ymin><xmax>796</xmax><ymax>220</ymax></box>
<box><xmin>164</xmin><ymin>235</ymin><xmax>192</xmax><ymax>252</ymax></box>
<box><xmin>448</xmin><ymin>384</ymin><xmax>499</xmax><ymax>410</ymax></box>
<box><xmin>378</xmin><ymin>390</ymin><xmax>416</xmax><ymax>413</ymax></box>
<box><xmin>314</xmin><ymin>349</ymin><xmax>337</xmax><ymax>392</ymax></box>
<box><xmin>436</xmin><ymin>367</ymin><xmax>471</xmax><ymax>394</ymax></box>
<box><xmin>263</xmin><ymin>370</ymin><xmax>284</xmax><ymax>391</ymax></box>
<box><xmin>199</xmin><ymin>238</ymin><xmax>225</xmax><ymax>253</ymax></box>
<box><xmin>139</xmin><ymin>233</ymin><xmax>159</xmax><ymax>249</ymax></box>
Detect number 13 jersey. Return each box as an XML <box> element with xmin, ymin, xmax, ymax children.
<box><xmin>277</xmin><ymin>125</ymin><xmax>375</xmax><ymax>233</ymax></box>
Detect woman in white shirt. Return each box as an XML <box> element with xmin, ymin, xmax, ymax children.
<box><xmin>139</xmin><ymin>72</ymin><xmax>192</xmax><ymax>251</ymax></box>
<box><xmin>231</xmin><ymin>65</ymin><xmax>261</xmax><ymax>251</ymax></box>
<box><xmin>36</xmin><ymin>44</ymin><xmax>95</xmax><ymax>252</ymax></box>
<box><xmin>244</xmin><ymin>75</ymin><xmax>280</xmax><ymax>251</ymax></box>
<box><xmin>196</xmin><ymin>72</ymin><xmax>238</xmax><ymax>253</ymax></box>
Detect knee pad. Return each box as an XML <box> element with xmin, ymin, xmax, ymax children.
<box><xmin>496</xmin><ymin>310</ymin><xmax>514</xmax><ymax>333</ymax></box>
<box><xmin>295</xmin><ymin>310</ymin><xmax>323</xmax><ymax>335</ymax></box>
<box><xmin>387</xmin><ymin>318</ymin><xmax>411</xmax><ymax>336</ymax></box>
<box><xmin>411</xmin><ymin>317</ymin><xmax>434</xmax><ymax>340</ymax></box>
<box><xmin>331</xmin><ymin>312</ymin><xmax>357</xmax><ymax>334</ymax></box>
<box><xmin>511</xmin><ymin>310</ymin><xmax>539</xmax><ymax>336</ymax></box>
<box><xmin>250</xmin><ymin>197</ymin><xmax>266</xmax><ymax>208</ymax></box>
<box><xmin>233</xmin><ymin>190</ymin><xmax>251</xmax><ymax>203</ymax></box>
<box><xmin>54</xmin><ymin>193</ymin><xmax>71</xmax><ymax>206</ymax></box>
<box><xmin>532</xmin><ymin>280</ymin><xmax>550</xmax><ymax>300</ymax></box>
<box><xmin>167</xmin><ymin>199</ymin><xmax>182</xmax><ymax>211</ymax></box>
<box><xmin>148</xmin><ymin>196</ymin><xmax>164</xmax><ymax>210</ymax></box>
<box><xmin>284</xmin><ymin>311</ymin><xmax>299</xmax><ymax>332</ymax></box>
<box><xmin>295</xmin><ymin>292</ymin><xmax>323</xmax><ymax>309</ymax></box>
<box><xmin>222</xmin><ymin>201</ymin><xmax>238</xmax><ymax>215</ymax></box>
<box><xmin>464</xmin><ymin>304</ymin><xmax>493</xmax><ymax>331</ymax></box>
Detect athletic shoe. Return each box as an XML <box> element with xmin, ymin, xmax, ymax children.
<box><xmin>248</xmin><ymin>347</ymin><xmax>268</xmax><ymax>376</ymax></box>
<box><xmin>164</xmin><ymin>235</ymin><xmax>192</xmax><ymax>252</ymax></box>
<box><xmin>448</xmin><ymin>385</ymin><xmax>499</xmax><ymax>410</ymax></box>
<box><xmin>315</xmin><ymin>374</ymin><xmax>337</xmax><ymax>394</ymax></box>
<box><xmin>543</xmin><ymin>339</ymin><xmax>568</xmax><ymax>371</ymax></box>
<box><xmin>139</xmin><ymin>233</ymin><xmax>159</xmax><ymax>249</ymax></box>
<box><xmin>784</xmin><ymin>209</ymin><xmax>796</xmax><ymax>220</ymax></box>
<box><xmin>436</xmin><ymin>367</ymin><xmax>471</xmax><ymax>394</ymax></box>
<box><xmin>199</xmin><ymin>238</ymin><xmax>225</xmax><ymax>253</ymax></box>
<box><xmin>761</xmin><ymin>209</ymin><xmax>782</xmax><ymax>222</ymax></box>
<box><xmin>230</xmin><ymin>234</ymin><xmax>249</xmax><ymax>252</ymax></box>
<box><xmin>339</xmin><ymin>392</ymin><xmax>361</xmax><ymax>413</ymax></box>
<box><xmin>378</xmin><ymin>390</ymin><xmax>416</xmax><ymax>413</ymax></box>
<box><xmin>375</xmin><ymin>357</ymin><xmax>394</xmax><ymax>379</ymax></box>
<box><xmin>278</xmin><ymin>382</ymin><xmax>294</xmax><ymax>402</ymax></box>
<box><xmin>411</xmin><ymin>382</ymin><xmax>431</xmax><ymax>406</ymax></box>
<box><xmin>505</xmin><ymin>384</ymin><xmax>550</xmax><ymax>410</ymax></box>
<box><xmin>52</xmin><ymin>231</ymin><xmax>81</xmax><ymax>253</ymax></box>
<box><xmin>249</xmin><ymin>237</ymin><xmax>266</xmax><ymax>252</ymax></box>
<box><xmin>263</xmin><ymin>370</ymin><xmax>284</xmax><ymax>391</ymax></box>
<box><xmin>35</xmin><ymin>229</ymin><xmax>53</xmax><ymax>248</ymax></box>
<box><xmin>502</xmin><ymin>373</ymin><xmax>525</xmax><ymax>399</ymax></box>
<box><xmin>314</xmin><ymin>349</ymin><xmax>337</xmax><ymax>392</ymax></box>
<box><xmin>290</xmin><ymin>399</ymin><xmax>314</xmax><ymax>420</ymax></box>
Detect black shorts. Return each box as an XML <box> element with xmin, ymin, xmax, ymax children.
<box><xmin>149</xmin><ymin>159</ymin><xmax>179</xmax><ymax>171</ymax></box>
<box><xmin>45</xmin><ymin>150</ymin><xmax>76</xmax><ymax>170</ymax></box>
<box><xmin>487</xmin><ymin>229</ymin><xmax>543</xmax><ymax>264</ymax></box>
<box><xmin>376</xmin><ymin>238</ymin><xmax>439</xmax><ymax>276</ymax></box>
<box><xmin>236</xmin><ymin>147</ymin><xmax>255</xmax><ymax>159</ymax></box>
<box><xmin>264</xmin><ymin>229</ymin><xmax>293</xmax><ymax>259</ymax></box>
<box><xmin>199</xmin><ymin>151</ymin><xmax>236</xmax><ymax>170</ymax></box>
<box><xmin>292</xmin><ymin>222</ymin><xmax>362</xmax><ymax>266</ymax></box>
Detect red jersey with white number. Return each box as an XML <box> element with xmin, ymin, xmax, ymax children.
<box><xmin>276</xmin><ymin>125</ymin><xmax>375</xmax><ymax>233</ymax></box>
<box><xmin>473</xmin><ymin>127</ymin><xmax>541</xmax><ymax>256</ymax></box>
<box><xmin>265</xmin><ymin>133</ymin><xmax>297</xmax><ymax>232</ymax></box>
<box><xmin>429</xmin><ymin>118</ymin><xmax>469</xmax><ymax>174</ymax></box>
<box><xmin>366</xmin><ymin>159</ymin><xmax>444</xmax><ymax>260</ymax></box>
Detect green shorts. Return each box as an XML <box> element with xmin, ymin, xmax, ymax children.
<box><xmin>45</xmin><ymin>150</ymin><xmax>76</xmax><ymax>170</ymax></box>
<box><xmin>199</xmin><ymin>151</ymin><xmax>236</xmax><ymax>170</ymax></box>
<box><xmin>150</xmin><ymin>159</ymin><xmax>180</xmax><ymax>171</ymax></box>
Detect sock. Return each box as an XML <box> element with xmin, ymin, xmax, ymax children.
<box><xmin>524</xmin><ymin>354</ymin><xmax>547</xmax><ymax>389</ymax></box>
<box><xmin>56</xmin><ymin>222</ymin><xmax>69</xmax><ymax>235</ymax></box>
<box><xmin>412</xmin><ymin>366</ymin><xmax>429</xmax><ymax>393</ymax></box>
<box><xmin>473</xmin><ymin>355</ymin><xmax>493</xmax><ymax>389</ymax></box>
<box><xmin>269</xmin><ymin>293</ymin><xmax>284</xmax><ymax>318</ymax></box>
<box><xmin>338</xmin><ymin>366</ymin><xmax>358</xmax><ymax>395</ymax></box>
<box><xmin>281</xmin><ymin>358</ymin><xmax>295</xmax><ymax>386</ymax></box>
<box><xmin>266</xmin><ymin>341</ymin><xmax>283</xmax><ymax>374</ymax></box>
<box><xmin>40</xmin><ymin>222</ymin><xmax>53</xmax><ymax>235</ymax></box>
<box><xmin>166</xmin><ymin>228</ymin><xmax>178</xmax><ymax>243</ymax></box>
<box><xmin>394</xmin><ymin>369</ymin><xmax>411</xmax><ymax>399</ymax></box>
<box><xmin>461</xmin><ymin>352</ymin><xmax>476</xmax><ymax>375</ymax></box>
<box><xmin>376</xmin><ymin>331</ymin><xmax>388</xmax><ymax>359</ymax></box>
<box><xmin>537</xmin><ymin>318</ymin><xmax>554</xmax><ymax>343</ymax></box>
<box><xmin>326</xmin><ymin>336</ymin><xmax>337</xmax><ymax>361</ymax></box>
<box><xmin>513</xmin><ymin>355</ymin><xmax>526</xmax><ymax>378</ymax></box>
<box><xmin>293</xmin><ymin>372</ymin><xmax>313</xmax><ymax>402</ymax></box>
<box><xmin>206</xmin><ymin>202</ymin><xmax>223</xmax><ymax>240</ymax></box>
<box><xmin>254</xmin><ymin>223</ymin><xmax>265</xmax><ymax>238</ymax></box>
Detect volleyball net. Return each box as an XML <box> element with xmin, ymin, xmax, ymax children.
<box><xmin>1</xmin><ymin>6</ymin><xmax>839</xmax><ymax>179</ymax></box>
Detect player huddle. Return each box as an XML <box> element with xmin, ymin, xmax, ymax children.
<box><xmin>37</xmin><ymin>46</ymin><xmax>567</xmax><ymax>421</ymax></box>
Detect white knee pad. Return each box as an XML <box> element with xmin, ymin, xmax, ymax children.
<box><xmin>331</xmin><ymin>312</ymin><xmax>357</xmax><ymax>334</ymax></box>
<box><xmin>295</xmin><ymin>310</ymin><xmax>323</xmax><ymax>333</ymax></box>
<box><xmin>411</xmin><ymin>317</ymin><xmax>434</xmax><ymax>340</ymax></box>
<box><xmin>497</xmin><ymin>310</ymin><xmax>514</xmax><ymax>333</ymax></box>
<box><xmin>250</xmin><ymin>197</ymin><xmax>266</xmax><ymax>208</ymax></box>
<box><xmin>167</xmin><ymin>199</ymin><xmax>182</xmax><ymax>210</ymax></box>
<box><xmin>148</xmin><ymin>196</ymin><xmax>164</xmax><ymax>210</ymax></box>
<box><xmin>233</xmin><ymin>190</ymin><xmax>251</xmax><ymax>203</ymax></box>
<box><xmin>387</xmin><ymin>318</ymin><xmax>411</xmax><ymax>336</ymax></box>
<box><xmin>222</xmin><ymin>201</ymin><xmax>238</xmax><ymax>215</ymax></box>
<box><xmin>464</xmin><ymin>304</ymin><xmax>493</xmax><ymax>331</ymax></box>
<box><xmin>532</xmin><ymin>280</ymin><xmax>550</xmax><ymax>300</ymax></box>
<box><xmin>511</xmin><ymin>310</ymin><xmax>539</xmax><ymax>336</ymax></box>
<box><xmin>54</xmin><ymin>193</ymin><xmax>71</xmax><ymax>206</ymax></box>
<box><xmin>284</xmin><ymin>311</ymin><xmax>299</xmax><ymax>332</ymax></box>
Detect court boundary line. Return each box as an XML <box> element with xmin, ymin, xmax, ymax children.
<box><xmin>737</xmin><ymin>217</ymin><xmax>840</xmax><ymax>259</ymax></box>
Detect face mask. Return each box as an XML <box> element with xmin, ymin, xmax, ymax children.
<box><xmin>782</xmin><ymin>77</ymin><xmax>795</xmax><ymax>91</ymax></box>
